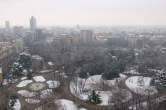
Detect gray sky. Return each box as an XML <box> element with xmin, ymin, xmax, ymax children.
<box><xmin>0</xmin><ymin>0</ymin><xmax>166</xmax><ymax>27</ymax></box>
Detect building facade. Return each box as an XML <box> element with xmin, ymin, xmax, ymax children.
<box><xmin>0</xmin><ymin>38</ymin><xmax>23</xmax><ymax>78</ymax></box>
<box><xmin>30</xmin><ymin>16</ymin><xmax>37</xmax><ymax>32</ymax></box>
<box><xmin>80</xmin><ymin>30</ymin><xmax>93</xmax><ymax>43</ymax></box>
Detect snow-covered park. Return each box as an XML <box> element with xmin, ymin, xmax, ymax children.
<box><xmin>16</xmin><ymin>75</ymin><xmax>60</xmax><ymax>106</ymax></box>
<box><xmin>70</xmin><ymin>75</ymin><xmax>132</xmax><ymax>106</ymax></box>
<box><xmin>125</xmin><ymin>76</ymin><xmax>158</xmax><ymax>95</ymax></box>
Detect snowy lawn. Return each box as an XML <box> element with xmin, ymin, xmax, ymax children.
<box><xmin>16</xmin><ymin>80</ymin><xmax>32</xmax><ymax>87</ymax></box>
<box><xmin>55</xmin><ymin>99</ymin><xmax>87</xmax><ymax>110</ymax></box>
<box><xmin>33</xmin><ymin>76</ymin><xmax>46</xmax><ymax>82</ymax></box>
<box><xmin>70</xmin><ymin>75</ymin><xmax>130</xmax><ymax>105</ymax></box>
<box><xmin>21</xmin><ymin>77</ymin><xmax>27</xmax><ymax>80</ymax></box>
<box><xmin>125</xmin><ymin>76</ymin><xmax>158</xmax><ymax>95</ymax></box>
<box><xmin>17</xmin><ymin>90</ymin><xmax>36</xmax><ymax>97</ymax></box>
<box><xmin>47</xmin><ymin>80</ymin><xmax>60</xmax><ymax>88</ymax></box>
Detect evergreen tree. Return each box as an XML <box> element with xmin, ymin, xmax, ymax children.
<box><xmin>11</xmin><ymin>62</ymin><xmax>23</xmax><ymax>77</ymax></box>
<box><xmin>18</xmin><ymin>52</ymin><xmax>32</xmax><ymax>78</ymax></box>
<box><xmin>27</xmin><ymin>71</ymin><xmax>32</xmax><ymax>80</ymax></box>
<box><xmin>88</xmin><ymin>90</ymin><xmax>101</xmax><ymax>104</ymax></box>
<box><xmin>9</xmin><ymin>95</ymin><xmax>17</xmax><ymax>110</ymax></box>
<box><xmin>18</xmin><ymin>53</ymin><xmax>32</xmax><ymax>70</ymax></box>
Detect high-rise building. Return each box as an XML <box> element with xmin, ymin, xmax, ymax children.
<box><xmin>5</xmin><ymin>21</ymin><xmax>10</xmax><ymax>32</ymax></box>
<box><xmin>30</xmin><ymin>16</ymin><xmax>37</xmax><ymax>32</ymax></box>
<box><xmin>76</xmin><ymin>24</ymin><xmax>80</xmax><ymax>30</ymax></box>
<box><xmin>80</xmin><ymin>30</ymin><xmax>93</xmax><ymax>43</ymax></box>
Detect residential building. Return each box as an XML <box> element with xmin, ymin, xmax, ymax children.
<box><xmin>80</xmin><ymin>30</ymin><xmax>93</xmax><ymax>43</ymax></box>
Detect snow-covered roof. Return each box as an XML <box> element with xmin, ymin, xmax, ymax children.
<box><xmin>48</xmin><ymin>62</ymin><xmax>54</xmax><ymax>66</ymax></box>
<box><xmin>20</xmin><ymin>52</ymin><xmax>30</xmax><ymax>56</ymax></box>
<box><xmin>32</xmin><ymin>55</ymin><xmax>42</xmax><ymax>60</ymax></box>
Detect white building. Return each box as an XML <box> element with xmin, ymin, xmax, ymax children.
<box><xmin>80</xmin><ymin>30</ymin><xmax>93</xmax><ymax>43</ymax></box>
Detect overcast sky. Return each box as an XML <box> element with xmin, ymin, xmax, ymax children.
<box><xmin>0</xmin><ymin>0</ymin><xmax>166</xmax><ymax>27</ymax></box>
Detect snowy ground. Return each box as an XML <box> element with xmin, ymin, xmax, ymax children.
<box><xmin>17</xmin><ymin>90</ymin><xmax>37</xmax><ymax>97</ymax></box>
<box><xmin>47</xmin><ymin>80</ymin><xmax>60</xmax><ymax>88</ymax></box>
<box><xmin>9</xmin><ymin>99</ymin><xmax>21</xmax><ymax>110</ymax></box>
<box><xmin>33</xmin><ymin>76</ymin><xmax>46</xmax><ymax>82</ymax></box>
<box><xmin>55</xmin><ymin>99</ymin><xmax>87</xmax><ymax>110</ymax></box>
<box><xmin>40</xmin><ymin>89</ymin><xmax>53</xmax><ymax>99</ymax></box>
<box><xmin>98</xmin><ymin>91</ymin><xmax>113</xmax><ymax>105</ymax></box>
<box><xmin>128</xmin><ymin>95</ymin><xmax>166</xmax><ymax>110</ymax></box>
<box><xmin>17</xmin><ymin>89</ymin><xmax>54</xmax><ymax>100</ymax></box>
<box><xmin>125</xmin><ymin>76</ymin><xmax>158</xmax><ymax>95</ymax></box>
<box><xmin>48</xmin><ymin>62</ymin><xmax>54</xmax><ymax>66</ymax></box>
<box><xmin>16</xmin><ymin>80</ymin><xmax>33</xmax><ymax>87</ymax></box>
<box><xmin>70</xmin><ymin>75</ymin><xmax>131</xmax><ymax>106</ymax></box>
<box><xmin>21</xmin><ymin>77</ymin><xmax>27</xmax><ymax>80</ymax></box>
<box><xmin>16</xmin><ymin>74</ymin><xmax>61</xmax><ymax>106</ymax></box>
<box><xmin>14</xmin><ymin>99</ymin><xmax>21</xmax><ymax>110</ymax></box>
<box><xmin>40</xmin><ymin>70</ymin><xmax>52</xmax><ymax>74</ymax></box>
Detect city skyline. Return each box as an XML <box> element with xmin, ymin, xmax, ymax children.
<box><xmin>0</xmin><ymin>0</ymin><xmax>166</xmax><ymax>27</ymax></box>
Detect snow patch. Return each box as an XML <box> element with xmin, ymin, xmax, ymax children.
<box><xmin>25</xmin><ymin>98</ymin><xmax>40</xmax><ymax>104</ymax></box>
<box><xmin>47</xmin><ymin>80</ymin><xmax>60</xmax><ymax>88</ymax></box>
<box><xmin>16</xmin><ymin>80</ymin><xmax>32</xmax><ymax>87</ymax></box>
<box><xmin>55</xmin><ymin>99</ymin><xmax>86</xmax><ymax>110</ymax></box>
<box><xmin>17</xmin><ymin>90</ymin><xmax>36</xmax><ymax>97</ymax></box>
<box><xmin>125</xmin><ymin>76</ymin><xmax>158</xmax><ymax>95</ymax></box>
<box><xmin>98</xmin><ymin>91</ymin><xmax>113</xmax><ymax>105</ymax></box>
<box><xmin>79</xmin><ymin>108</ymin><xmax>87</xmax><ymax>110</ymax></box>
<box><xmin>48</xmin><ymin>62</ymin><xmax>54</xmax><ymax>66</ymax></box>
<box><xmin>21</xmin><ymin>77</ymin><xmax>27</xmax><ymax>80</ymax></box>
<box><xmin>40</xmin><ymin>89</ymin><xmax>52</xmax><ymax>99</ymax></box>
<box><xmin>40</xmin><ymin>70</ymin><xmax>52</xmax><ymax>74</ymax></box>
<box><xmin>32</xmin><ymin>55</ymin><xmax>42</xmax><ymax>60</ymax></box>
<box><xmin>33</xmin><ymin>76</ymin><xmax>46</xmax><ymax>82</ymax></box>
<box><xmin>9</xmin><ymin>99</ymin><xmax>21</xmax><ymax>110</ymax></box>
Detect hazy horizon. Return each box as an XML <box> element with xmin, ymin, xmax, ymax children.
<box><xmin>0</xmin><ymin>0</ymin><xmax>166</xmax><ymax>27</ymax></box>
